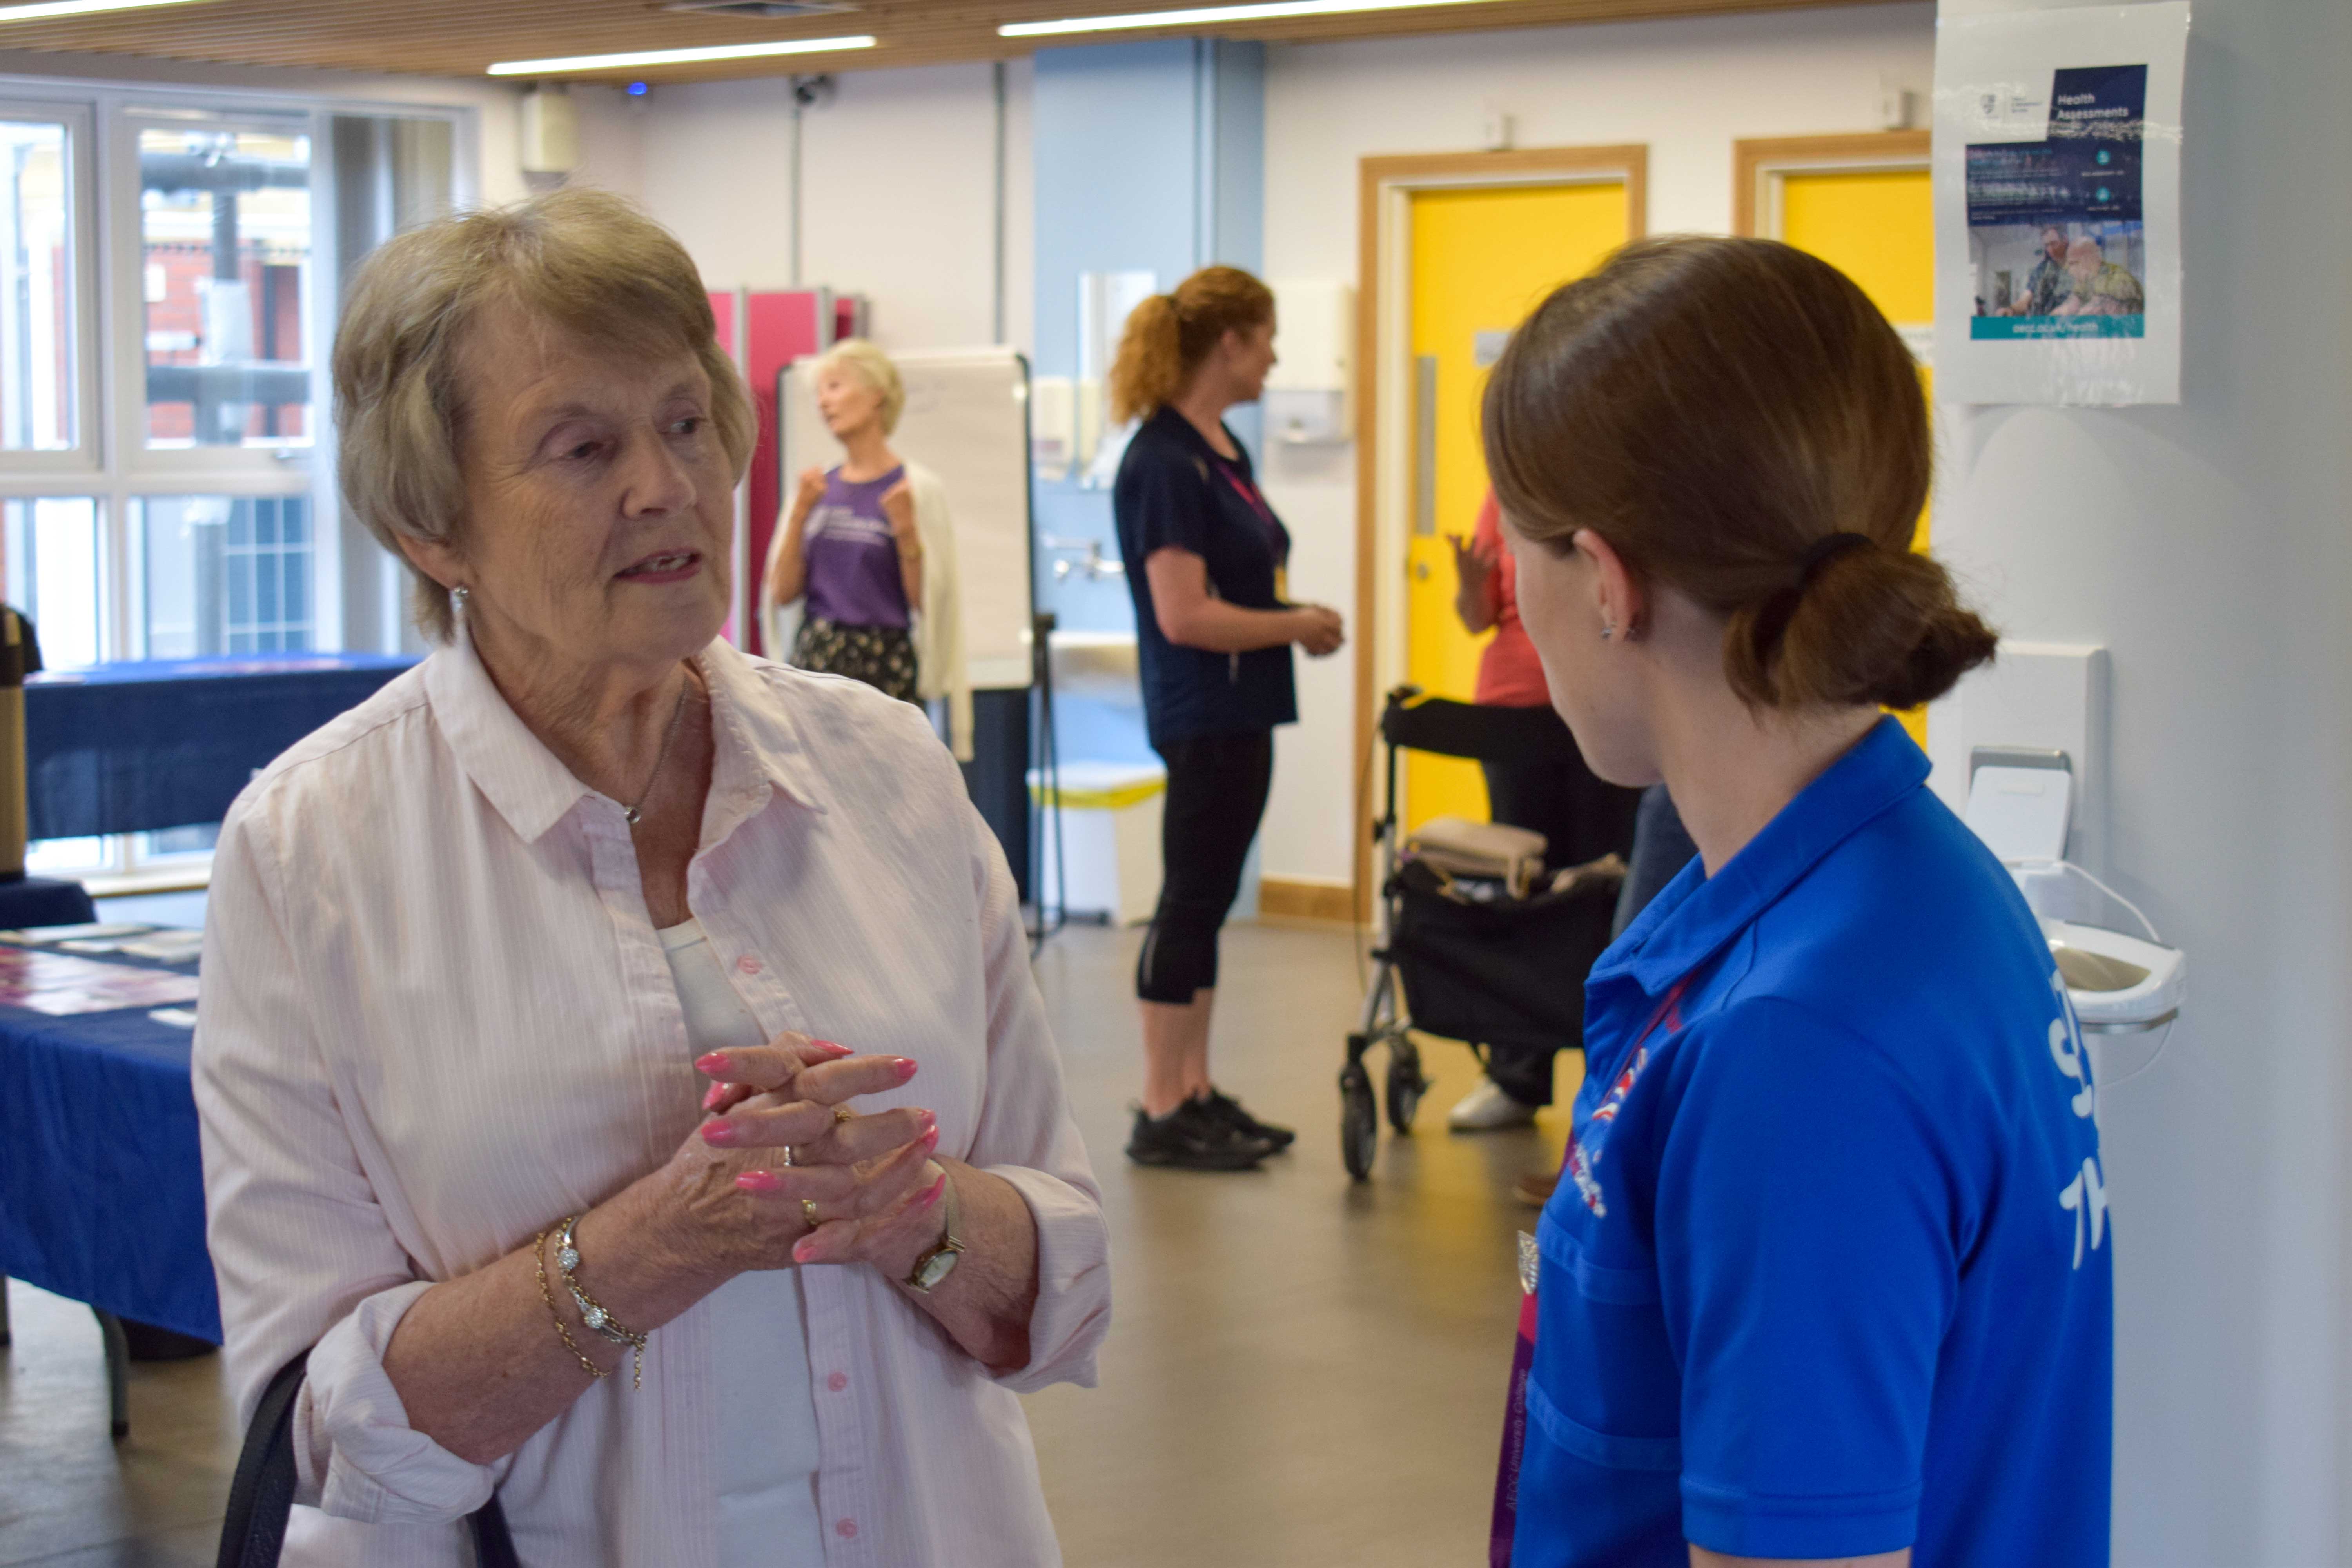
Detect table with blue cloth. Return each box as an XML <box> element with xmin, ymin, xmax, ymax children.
<box><xmin>25</xmin><ymin>653</ymin><xmax>417</xmax><ymax>839</ymax></box>
<box><xmin>0</xmin><ymin>945</ymin><xmax>213</xmax><ymax>1436</ymax></box>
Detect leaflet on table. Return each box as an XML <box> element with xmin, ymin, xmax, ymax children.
<box><xmin>0</xmin><ymin>946</ymin><xmax>200</xmax><ymax>1016</ymax></box>
<box><xmin>1933</xmin><ymin>2</ymin><xmax>2188</xmax><ymax>404</ymax></box>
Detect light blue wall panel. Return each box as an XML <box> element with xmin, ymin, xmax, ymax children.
<box><xmin>1031</xmin><ymin>40</ymin><xmax>1265</xmax><ymax>769</ymax></box>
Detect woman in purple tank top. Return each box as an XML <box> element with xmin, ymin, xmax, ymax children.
<box><xmin>766</xmin><ymin>341</ymin><xmax>923</xmax><ymax>702</ymax></box>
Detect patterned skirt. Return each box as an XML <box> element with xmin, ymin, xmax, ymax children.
<box><xmin>792</xmin><ymin>615</ymin><xmax>919</xmax><ymax>705</ymax></box>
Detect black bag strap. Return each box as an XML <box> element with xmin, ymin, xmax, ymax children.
<box><xmin>216</xmin><ymin>1351</ymin><xmax>520</xmax><ymax>1568</ymax></box>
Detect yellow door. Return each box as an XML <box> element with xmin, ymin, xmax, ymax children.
<box><xmin>1404</xmin><ymin>181</ymin><xmax>1628</xmax><ymax>833</ymax></box>
<box><xmin>1776</xmin><ymin>167</ymin><xmax>1934</xmax><ymax>742</ymax></box>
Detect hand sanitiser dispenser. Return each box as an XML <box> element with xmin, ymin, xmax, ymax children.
<box><xmin>1964</xmin><ymin>748</ymin><xmax>2186</xmax><ymax>1037</ymax></box>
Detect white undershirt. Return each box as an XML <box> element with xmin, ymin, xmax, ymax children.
<box><xmin>657</xmin><ymin>918</ymin><xmax>827</xmax><ymax>1568</ymax></box>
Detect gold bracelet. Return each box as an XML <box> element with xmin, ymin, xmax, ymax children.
<box><xmin>553</xmin><ymin>1216</ymin><xmax>647</xmax><ymax>1390</ymax></box>
<box><xmin>532</xmin><ymin>1229</ymin><xmax>607</xmax><ymax>1384</ymax></box>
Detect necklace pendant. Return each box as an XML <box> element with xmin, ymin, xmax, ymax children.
<box><xmin>623</xmin><ymin>804</ymin><xmax>642</xmax><ymax>827</ymax></box>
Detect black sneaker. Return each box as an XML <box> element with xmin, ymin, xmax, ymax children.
<box><xmin>1126</xmin><ymin>1099</ymin><xmax>1275</xmax><ymax>1170</ymax></box>
<box><xmin>1201</xmin><ymin>1087</ymin><xmax>1296</xmax><ymax>1151</ymax></box>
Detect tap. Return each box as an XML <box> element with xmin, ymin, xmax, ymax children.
<box><xmin>1041</xmin><ymin>536</ymin><xmax>1126</xmax><ymax>583</ymax></box>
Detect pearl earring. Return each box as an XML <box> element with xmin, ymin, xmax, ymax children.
<box><xmin>452</xmin><ymin>586</ymin><xmax>471</xmax><ymax>608</ymax></box>
<box><xmin>1600</xmin><ymin>621</ymin><xmax>1617</xmax><ymax>641</ymax></box>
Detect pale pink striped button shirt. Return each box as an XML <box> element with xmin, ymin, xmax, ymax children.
<box><xmin>194</xmin><ymin>630</ymin><xmax>1111</xmax><ymax>1567</ymax></box>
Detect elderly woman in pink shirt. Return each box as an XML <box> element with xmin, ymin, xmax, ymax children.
<box><xmin>192</xmin><ymin>189</ymin><xmax>1109</xmax><ymax>1568</ymax></box>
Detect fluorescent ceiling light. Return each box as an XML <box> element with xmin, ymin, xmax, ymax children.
<box><xmin>0</xmin><ymin>0</ymin><xmax>216</xmax><ymax>22</ymax></box>
<box><xmin>486</xmin><ymin>35</ymin><xmax>876</xmax><ymax>75</ymax></box>
<box><xmin>1002</xmin><ymin>0</ymin><xmax>1502</xmax><ymax>37</ymax></box>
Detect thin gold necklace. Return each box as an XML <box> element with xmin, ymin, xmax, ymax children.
<box><xmin>621</xmin><ymin>680</ymin><xmax>692</xmax><ymax>828</ymax></box>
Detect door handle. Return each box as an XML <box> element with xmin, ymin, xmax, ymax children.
<box><xmin>1413</xmin><ymin>561</ymin><xmax>1430</xmax><ymax>582</ymax></box>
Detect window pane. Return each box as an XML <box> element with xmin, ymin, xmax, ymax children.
<box><xmin>2</xmin><ymin>496</ymin><xmax>101</xmax><ymax>668</ymax></box>
<box><xmin>140</xmin><ymin>128</ymin><xmax>312</xmax><ymax>450</ymax></box>
<box><xmin>139</xmin><ymin>494</ymin><xmax>312</xmax><ymax>656</ymax></box>
<box><xmin>0</xmin><ymin>119</ymin><xmax>73</xmax><ymax>451</ymax></box>
<box><xmin>26</xmin><ymin>834</ymin><xmax>107</xmax><ymax>877</ymax></box>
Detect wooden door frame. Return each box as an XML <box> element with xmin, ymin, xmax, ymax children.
<box><xmin>1349</xmin><ymin>145</ymin><xmax>1648</xmax><ymax>920</ymax></box>
<box><xmin>1732</xmin><ymin>130</ymin><xmax>1932</xmax><ymax>238</ymax></box>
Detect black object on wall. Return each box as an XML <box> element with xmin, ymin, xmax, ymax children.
<box><xmin>963</xmin><ymin>687</ymin><xmax>1031</xmax><ymax>905</ymax></box>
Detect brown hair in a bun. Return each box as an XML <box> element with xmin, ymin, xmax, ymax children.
<box><xmin>1482</xmin><ymin>235</ymin><xmax>1996</xmax><ymax>710</ymax></box>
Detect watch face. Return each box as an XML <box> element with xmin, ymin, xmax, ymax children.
<box><xmin>916</xmin><ymin>1249</ymin><xmax>960</xmax><ymax>1290</ymax></box>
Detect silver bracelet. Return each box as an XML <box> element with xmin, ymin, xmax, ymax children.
<box><xmin>552</xmin><ymin>1216</ymin><xmax>647</xmax><ymax>1388</ymax></box>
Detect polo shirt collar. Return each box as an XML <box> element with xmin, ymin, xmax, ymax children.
<box><xmin>423</xmin><ymin>622</ymin><xmax>827</xmax><ymax>846</ymax></box>
<box><xmin>1597</xmin><ymin>717</ymin><xmax>1930</xmax><ymax>996</ymax></box>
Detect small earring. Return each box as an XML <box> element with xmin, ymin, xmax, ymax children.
<box><xmin>1600</xmin><ymin>621</ymin><xmax>1617</xmax><ymax>641</ymax></box>
<box><xmin>452</xmin><ymin>585</ymin><xmax>471</xmax><ymax>608</ymax></box>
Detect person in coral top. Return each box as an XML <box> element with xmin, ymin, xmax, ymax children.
<box><xmin>1445</xmin><ymin>489</ymin><xmax>1640</xmax><ymax>1134</ymax></box>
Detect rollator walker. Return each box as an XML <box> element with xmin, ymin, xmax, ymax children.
<box><xmin>1341</xmin><ymin>687</ymin><xmax>1626</xmax><ymax>1180</ymax></box>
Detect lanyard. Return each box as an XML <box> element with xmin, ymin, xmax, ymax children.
<box><xmin>1487</xmin><ymin>972</ymin><xmax>1695</xmax><ymax>1568</ymax></box>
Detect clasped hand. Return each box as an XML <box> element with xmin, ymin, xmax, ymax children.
<box><xmin>661</xmin><ymin>1035</ymin><xmax>947</xmax><ymax>1280</ymax></box>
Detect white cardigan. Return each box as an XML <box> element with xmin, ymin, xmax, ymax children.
<box><xmin>765</xmin><ymin>459</ymin><xmax>971</xmax><ymax>760</ymax></box>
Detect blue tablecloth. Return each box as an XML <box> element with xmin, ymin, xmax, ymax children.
<box><xmin>0</xmin><ymin>954</ymin><xmax>217</xmax><ymax>1342</ymax></box>
<box><xmin>25</xmin><ymin>653</ymin><xmax>418</xmax><ymax>840</ymax></box>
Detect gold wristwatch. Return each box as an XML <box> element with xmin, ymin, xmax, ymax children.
<box><xmin>904</xmin><ymin>1166</ymin><xmax>965</xmax><ymax>1294</ymax></box>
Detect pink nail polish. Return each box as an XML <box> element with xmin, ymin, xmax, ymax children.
<box><xmin>793</xmin><ymin>1236</ymin><xmax>818</xmax><ymax>1264</ymax></box>
<box><xmin>918</xmin><ymin>1173</ymin><xmax>948</xmax><ymax>1207</ymax></box>
<box><xmin>920</xmin><ymin>1125</ymin><xmax>941</xmax><ymax>1153</ymax></box>
<box><xmin>916</xmin><ymin>1109</ymin><xmax>938</xmax><ymax>1135</ymax></box>
<box><xmin>702</xmin><ymin>1082</ymin><xmax>728</xmax><ymax>1111</ymax></box>
<box><xmin>813</xmin><ymin>1039</ymin><xmax>853</xmax><ymax>1058</ymax></box>
<box><xmin>893</xmin><ymin>1057</ymin><xmax>918</xmax><ymax>1080</ymax></box>
<box><xmin>735</xmin><ymin>1170</ymin><xmax>779</xmax><ymax>1192</ymax></box>
<box><xmin>701</xmin><ymin>1122</ymin><xmax>736</xmax><ymax>1146</ymax></box>
<box><xmin>696</xmin><ymin>1052</ymin><xmax>731</xmax><ymax>1076</ymax></box>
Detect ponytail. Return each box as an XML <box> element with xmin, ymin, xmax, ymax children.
<box><xmin>1107</xmin><ymin>294</ymin><xmax>1184</xmax><ymax>424</ymax></box>
<box><xmin>1107</xmin><ymin>264</ymin><xmax>1274</xmax><ymax>425</ymax></box>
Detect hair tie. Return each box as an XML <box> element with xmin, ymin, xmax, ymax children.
<box><xmin>1795</xmin><ymin>531</ymin><xmax>1872</xmax><ymax>590</ymax></box>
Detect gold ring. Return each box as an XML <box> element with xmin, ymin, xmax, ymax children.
<box><xmin>832</xmin><ymin>1107</ymin><xmax>853</xmax><ymax>1127</ymax></box>
<box><xmin>801</xmin><ymin>1198</ymin><xmax>821</xmax><ymax>1229</ymax></box>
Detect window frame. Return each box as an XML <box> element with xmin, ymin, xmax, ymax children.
<box><xmin>0</xmin><ymin>72</ymin><xmax>477</xmax><ymax>890</ymax></box>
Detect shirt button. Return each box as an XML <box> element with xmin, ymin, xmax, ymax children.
<box><xmin>827</xmin><ymin>1371</ymin><xmax>848</xmax><ymax>1393</ymax></box>
<box><xmin>737</xmin><ymin>954</ymin><xmax>762</xmax><ymax>975</ymax></box>
<box><xmin>835</xmin><ymin>1519</ymin><xmax>858</xmax><ymax>1540</ymax></box>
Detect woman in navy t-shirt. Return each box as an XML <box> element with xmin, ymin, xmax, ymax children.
<box><xmin>1108</xmin><ymin>265</ymin><xmax>1347</xmax><ymax>1172</ymax></box>
<box><xmin>1482</xmin><ymin>237</ymin><xmax>2111</xmax><ymax>1568</ymax></box>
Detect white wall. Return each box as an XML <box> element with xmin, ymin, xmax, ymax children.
<box><xmin>1930</xmin><ymin>0</ymin><xmax>2352</xmax><ymax>1557</ymax></box>
<box><xmin>1252</xmin><ymin>2</ymin><xmax>1937</xmax><ymax>889</ymax></box>
<box><xmin>631</xmin><ymin>61</ymin><xmax>1033</xmax><ymax>354</ymax></box>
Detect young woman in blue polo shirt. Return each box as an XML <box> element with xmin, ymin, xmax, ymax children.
<box><xmin>1109</xmin><ymin>265</ymin><xmax>1347</xmax><ymax>1171</ymax></box>
<box><xmin>1482</xmin><ymin>236</ymin><xmax>2111</xmax><ymax>1568</ymax></box>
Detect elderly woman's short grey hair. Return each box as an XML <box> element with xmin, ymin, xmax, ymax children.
<box><xmin>333</xmin><ymin>188</ymin><xmax>755</xmax><ymax>642</ymax></box>
<box><xmin>811</xmin><ymin>338</ymin><xmax>905</xmax><ymax>435</ymax></box>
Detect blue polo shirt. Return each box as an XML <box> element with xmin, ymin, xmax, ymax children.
<box><xmin>1515</xmin><ymin>719</ymin><xmax>2112</xmax><ymax>1566</ymax></box>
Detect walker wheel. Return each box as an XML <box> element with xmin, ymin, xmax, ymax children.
<box><xmin>1385</xmin><ymin>1044</ymin><xmax>1429</xmax><ymax>1135</ymax></box>
<box><xmin>1339</xmin><ymin>1060</ymin><xmax>1378</xmax><ymax>1181</ymax></box>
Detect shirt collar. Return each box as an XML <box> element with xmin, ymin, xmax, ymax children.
<box><xmin>1595</xmin><ymin>717</ymin><xmax>1931</xmax><ymax>996</ymax></box>
<box><xmin>422</xmin><ymin>622</ymin><xmax>827</xmax><ymax>846</ymax></box>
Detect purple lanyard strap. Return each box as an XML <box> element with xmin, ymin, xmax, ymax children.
<box><xmin>1488</xmin><ymin>975</ymin><xmax>1693</xmax><ymax>1567</ymax></box>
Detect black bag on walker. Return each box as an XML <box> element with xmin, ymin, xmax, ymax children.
<box><xmin>1385</xmin><ymin>857</ymin><xmax>1619</xmax><ymax>1061</ymax></box>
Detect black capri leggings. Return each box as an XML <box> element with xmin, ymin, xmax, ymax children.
<box><xmin>1136</xmin><ymin>728</ymin><xmax>1275</xmax><ymax>1004</ymax></box>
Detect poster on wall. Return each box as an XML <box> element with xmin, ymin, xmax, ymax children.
<box><xmin>1933</xmin><ymin>2</ymin><xmax>2189</xmax><ymax>405</ymax></box>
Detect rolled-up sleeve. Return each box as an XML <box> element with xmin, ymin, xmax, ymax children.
<box><xmin>958</xmin><ymin>800</ymin><xmax>1112</xmax><ymax>1394</ymax></box>
<box><xmin>194</xmin><ymin>800</ymin><xmax>498</xmax><ymax>1524</ymax></box>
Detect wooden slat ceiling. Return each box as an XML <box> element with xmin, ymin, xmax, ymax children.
<box><xmin>0</xmin><ymin>0</ymin><xmax>1880</xmax><ymax>84</ymax></box>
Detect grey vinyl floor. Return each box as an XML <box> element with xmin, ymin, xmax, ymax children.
<box><xmin>1</xmin><ymin>919</ymin><xmax>1576</xmax><ymax>1567</ymax></box>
